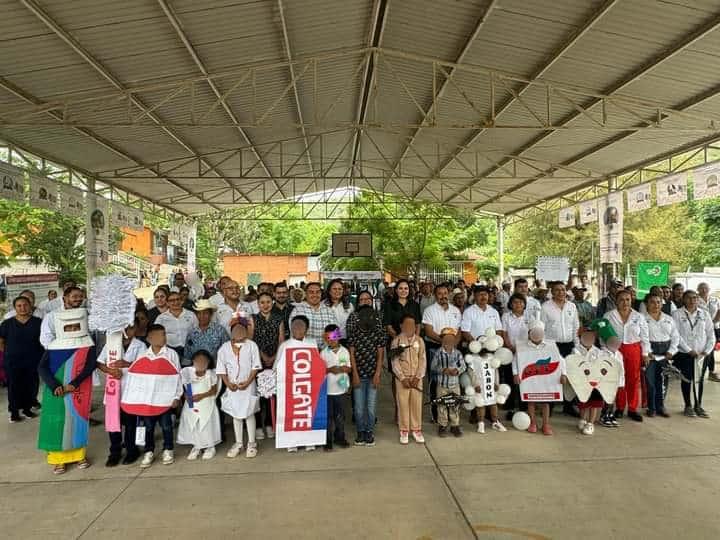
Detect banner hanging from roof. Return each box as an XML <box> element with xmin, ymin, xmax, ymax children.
<box><xmin>60</xmin><ymin>184</ymin><xmax>85</xmax><ymax>218</ymax></box>
<box><xmin>598</xmin><ymin>191</ymin><xmax>623</xmax><ymax>264</ymax></box>
<box><xmin>656</xmin><ymin>173</ymin><xmax>687</xmax><ymax>206</ymax></box>
<box><xmin>0</xmin><ymin>162</ymin><xmax>25</xmax><ymax>202</ymax></box>
<box><xmin>578</xmin><ymin>199</ymin><xmax>598</xmax><ymax>224</ymax></box>
<box><xmin>186</xmin><ymin>222</ymin><xmax>197</xmax><ymax>272</ymax></box>
<box><xmin>558</xmin><ymin>206</ymin><xmax>575</xmax><ymax>228</ymax></box>
<box><xmin>692</xmin><ymin>163</ymin><xmax>720</xmax><ymax>201</ymax></box>
<box><xmin>128</xmin><ymin>206</ymin><xmax>144</xmax><ymax>231</ymax></box>
<box><xmin>626</xmin><ymin>184</ymin><xmax>651</xmax><ymax>213</ymax></box>
<box><xmin>110</xmin><ymin>201</ymin><xmax>130</xmax><ymax>229</ymax></box>
<box><xmin>29</xmin><ymin>175</ymin><xmax>58</xmax><ymax>210</ymax></box>
<box><xmin>86</xmin><ymin>195</ymin><xmax>110</xmax><ymax>268</ymax></box>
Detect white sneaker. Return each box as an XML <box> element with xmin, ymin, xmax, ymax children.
<box><xmin>412</xmin><ymin>431</ymin><xmax>425</xmax><ymax>444</ymax></box>
<box><xmin>492</xmin><ymin>420</ymin><xmax>507</xmax><ymax>432</ymax></box>
<box><xmin>477</xmin><ymin>421</ymin><xmax>485</xmax><ymax>434</ymax></box>
<box><xmin>226</xmin><ymin>442</ymin><xmax>243</xmax><ymax>458</ymax></box>
<box><xmin>140</xmin><ymin>451</ymin><xmax>154</xmax><ymax>468</ymax></box>
<box><xmin>577</xmin><ymin>419</ymin><xmax>587</xmax><ymax>431</ymax></box>
<box><xmin>161</xmin><ymin>449</ymin><xmax>174</xmax><ymax>465</ymax></box>
<box><xmin>305</xmin><ymin>445</ymin><xmax>316</xmax><ymax>452</ymax></box>
<box><xmin>255</xmin><ymin>428</ymin><xmax>265</xmax><ymax>440</ymax></box>
<box><xmin>399</xmin><ymin>431</ymin><xmax>409</xmax><ymax>445</ymax></box>
<box><xmin>202</xmin><ymin>447</ymin><xmax>216</xmax><ymax>460</ymax></box>
<box><xmin>186</xmin><ymin>447</ymin><xmax>201</xmax><ymax>461</ymax></box>
<box><xmin>266</xmin><ymin>427</ymin><xmax>275</xmax><ymax>439</ymax></box>
<box><xmin>582</xmin><ymin>423</ymin><xmax>595</xmax><ymax>436</ymax></box>
<box><xmin>287</xmin><ymin>446</ymin><xmax>298</xmax><ymax>453</ymax></box>
<box><xmin>246</xmin><ymin>442</ymin><xmax>258</xmax><ymax>458</ymax></box>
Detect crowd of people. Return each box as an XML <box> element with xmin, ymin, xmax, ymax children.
<box><xmin>0</xmin><ymin>271</ymin><xmax>718</xmax><ymax>474</ymax></box>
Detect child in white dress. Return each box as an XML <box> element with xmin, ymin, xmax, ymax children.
<box><xmin>177</xmin><ymin>350</ymin><xmax>222</xmax><ymax>460</ymax></box>
<box><xmin>216</xmin><ymin>318</ymin><xmax>262</xmax><ymax>459</ymax></box>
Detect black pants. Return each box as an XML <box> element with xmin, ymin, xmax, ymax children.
<box><xmin>6</xmin><ymin>364</ymin><xmax>38</xmax><ymax>414</ymax></box>
<box><xmin>674</xmin><ymin>353</ymin><xmax>700</xmax><ymax>408</ymax></box>
<box><xmin>109</xmin><ymin>410</ymin><xmax>139</xmax><ymax>458</ymax></box>
<box><xmin>425</xmin><ymin>340</ymin><xmax>440</xmax><ymax>421</ymax></box>
<box><xmin>326</xmin><ymin>394</ymin><xmax>347</xmax><ymax>448</ymax></box>
<box><xmin>255</xmin><ymin>396</ymin><xmax>274</xmax><ymax>430</ymax></box>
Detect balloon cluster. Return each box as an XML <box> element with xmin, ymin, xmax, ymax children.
<box><xmin>460</xmin><ymin>327</ymin><xmax>514</xmax><ymax>410</ymax></box>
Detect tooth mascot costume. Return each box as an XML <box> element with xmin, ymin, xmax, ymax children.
<box><xmin>37</xmin><ymin>308</ymin><xmax>97</xmax><ymax>469</ymax></box>
<box><xmin>461</xmin><ymin>328</ymin><xmax>513</xmax><ymax>433</ymax></box>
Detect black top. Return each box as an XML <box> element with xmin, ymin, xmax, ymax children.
<box><xmin>147</xmin><ymin>307</ymin><xmax>162</xmax><ymax>324</ymax></box>
<box><xmin>272</xmin><ymin>303</ymin><xmax>293</xmax><ymax>339</ymax></box>
<box><xmin>382</xmin><ymin>299</ymin><xmax>421</xmax><ymax>335</ymax></box>
<box><xmin>347</xmin><ymin>309</ymin><xmax>386</xmax><ymax>378</ymax></box>
<box><xmin>253</xmin><ymin>311</ymin><xmax>284</xmax><ymax>356</ymax></box>
<box><xmin>0</xmin><ymin>316</ymin><xmax>43</xmax><ymax>368</ymax></box>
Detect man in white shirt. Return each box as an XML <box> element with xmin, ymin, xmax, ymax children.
<box><xmin>540</xmin><ymin>282</ymin><xmax>579</xmax><ymax>358</ymax></box>
<box><xmin>40</xmin><ymin>286</ymin><xmax>85</xmax><ymax>348</ymax></box>
<box><xmin>154</xmin><ymin>291</ymin><xmax>198</xmax><ymax>363</ymax></box>
<box><xmin>460</xmin><ymin>285</ymin><xmax>502</xmax><ymax>343</ymax></box>
<box><xmin>497</xmin><ymin>282</ymin><xmax>511</xmax><ymax>311</ymax></box>
<box><xmin>697</xmin><ymin>282</ymin><xmax>720</xmax><ymax>383</ymax></box>
<box><xmin>215</xmin><ymin>280</ymin><xmax>255</xmax><ymax>335</ymax></box>
<box><xmin>44</xmin><ymin>280</ymin><xmax>77</xmax><ymax>314</ymax></box>
<box><xmin>514</xmin><ymin>278</ymin><xmax>541</xmax><ymax>323</ymax></box>
<box><xmin>673</xmin><ymin>290</ymin><xmax>715</xmax><ymax>417</ymax></box>
<box><xmin>208</xmin><ymin>276</ymin><xmax>231</xmax><ymax>307</ymax></box>
<box><xmin>422</xmin><ymin>284</ymin><xmax>462</xmax><ymax>422</ymax></box>
<box><xmin>289</xmin><ymin>282</ymin><xmax>338</xmax><ymax>347</ymax></box>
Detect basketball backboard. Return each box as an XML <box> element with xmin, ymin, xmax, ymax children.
<box><xmin>332</xmin><ymin>233</ymin><xmax>372</xmax><ymax>257</ymax></box>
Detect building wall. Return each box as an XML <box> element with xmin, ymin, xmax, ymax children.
<box><xmin>120</xmin><ymin>227</ymin><xmax>153</xmax><ymax>258</ymax></box>
<box><xmin>222</xmin><ymin>254</ymin><xmax>319</xmax><ymax>286</ymax></box>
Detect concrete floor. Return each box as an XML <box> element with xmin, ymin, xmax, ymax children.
<box><xmin>2</xmin><ymin>373</ymin><xmax>720</xmax><ymax>540</ymax></box>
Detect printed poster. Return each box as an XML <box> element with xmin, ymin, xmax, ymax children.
<box><xmin>578</xmin><ymin>199</ymin><xmax>598</xmax><ymax>224</ymax></box>
<box><xmin>598</xmin><ymin>191</ymin><xmax>623</xmax><ymax>264</ymax></box>
<box><xmin>626</xmin><ymin>184</ymin><xmax>651</xmax><ymax>212</ymax></box>
<box><xmin>29</xmin><ymin>175</ymin><xmax>58</xmax><ymax>210</ymax></box>
<box><xmin>558</xmin><ymin>206</ymin><xmax>575</xmax><ymax>228</ymax></box>
<box><xmin>275</xmin><ymin>346</ymin><xmax>328</xmax><ymax>449</ymax></box>
<box><xmin>0</xmin><ymin>161</ymin><xmax>25</xmax><ymax>202</ymax></box>
<box><xmin>692</xmin><ymin>163</ymin><xmax>720</xmax><ymax>201</ymax></box>
<box><xmin>656</xmin><ymin>173</ymin><xmax>687</xmax><ymax>207</ymax></box>
<box><xmin>111</xmin><ymin>201</ymin><xmax>130</xmax><ymax>228</ymax></box>
<box><xmin>128</xmin><ymin>206</ymin><xmax>144</xmax><ymax>231</ymax></box>
<box><xmin>86</xmin><ymin>194</ymin><xmax>110</xmax><ymax>268</ymax></box>
<box><xmin>60</xmin><ymin>184</ymin><xmax>85</xmax><ymax>218</ymax></box>
<box><xmin>186</xmin><ymin>222</ymin><xmax>197</xmax><ymax>272</ymax></box>
<box><xmin>516</xmin><ymin>343</ymin><xmax>565</xmax><ymax>402</ymax></box>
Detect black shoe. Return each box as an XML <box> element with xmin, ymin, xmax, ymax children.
<box><xmin>122</xmin><ymin>453</ymin><xmax>140</xmax><ymax>465</ymax></box>
<box><xmin>628</xmin><ymin>411</ymin><xmax>643</xmax><ymax>422</ymax></box>
<box><xmin>9</xmin><ymin>413</ymin><xmax>23</xmax><ymax>423</ymax></box>
<box><xmin>22</xmin><ymin>409</ymin><xmax>38</xmax><ymax>419</ymax></box>
<box><xmin>450</xmin><ymin>426</ymin><xmax>463</xmax><ymax>437</ymax></box>
<box><xmin>364</xmin><ymin>432</ymin><xmax>376</xmax><ymax>447</ymax></box>
<box><xmin>105</xmin><ymin>455</ymin><xmax>121</xmax><ymax>467</ymax></box>
<box><xmin>615</xmin><ymin>410</ymin><xmax>624</xmax><ymax>419</ymax></box>
<box><xmin>438</xmin><ymin>426</ymin><xmax>449</xmax><ymax>438</ymax></box>
<box><xmin>335</xmin><ymin>439</ymin><xmax>350</xmax><ymax>449</ymax></box>
<box><xmin>600</xmin><ymin>414</ymin><xmax>613</xmax><ymax>427</ymax></box>
<box><xmin>32</xmin><ymin>401</ymin><xmax>42</xmax><ymax>410</ymax></box>
<box><xmin>658</xmin><ymin>410</ymin><xmax>671</xmax><ymax>418</ymax></box>
<box><xmin>354</xmin><ymin>433</ymin><xmax>366</xmax><ymax>446</ymax></box>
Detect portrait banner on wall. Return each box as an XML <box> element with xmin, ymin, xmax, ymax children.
<box><xmin>0</xmin><ymin>161</ymin><xmax>25</xmax><ymax>202</ymax></box>
<box><xmin>29</xmin><ymin>175</ymin><xmax>59</xmax><ymax>210</ymax></box>
<box><xmin>186</xmin><ymin>223</ymin><xmax>197</xmax><ymax>272</ymax></box>
<box><xmin>598</xmin><ymin>191</ymin><xmax>624</xmax><ymax>264</ymax></box>
<box><xmin>110</xmin><ymin>201</ymin><xmax>130</xmax><ymax>229</ymax></box>
<box><xmin>692</xmin><ymin>163</ymin><xmax>720</xmax><ymax>201</ymax></box>
<box><xmin>578</xmin><ymin>199</ymin><xmax>598</xmax><ymax>224</ymax></box>
<box><xmin>558</xmin><ymin>206</ymin><xmax>575</xmax><ymax>228</ymax></box>
<box><xmin>86</xmin><ymin>195</ymin><xmax>110</xmax><ymax>268</ymax></box>
<box><xmin>128</xmin><ymin>206</ymin><xmax>144</xmax><ymax>231</ymax></box>
<box><xmin>60</xmin><ymin>184</ymin><xmax>85</xmax><ymax>218</ymax></box>
<box><xmin>656</xmin><ymin>173</ymin><xmax>687</xmax><ymax>207</ymax></box>
<box><xmin>626</xmin><ymin>184</ymin><xmax>651</xmax><ymax>212</ymax></box>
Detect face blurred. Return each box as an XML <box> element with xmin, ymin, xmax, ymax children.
<box><xmin>290</xmin><ymin>319</ymin><xmax>307</xmax><ymax>340</ymax></box>
<box><xmin>441</xmin><ymin>332</ymin><xmax>455</xmax><ymax>348</ymax></box>
<box><xmin>323</xmin><ymin>331</ymin><xmax>339</xmax><ymax>349</ymax></box>
<box><xmin>396</xmin><ymin>282</ymin><xmax>410</xmax><ymax>300</ymax></box>
<box><xmin>647</xmin><ymin>295</ymin><xmax>663</xmax><ymax>315</ymax></box>
<box><xmin>579</xmin><ymin>330</ymin><xmax>595</xmax><ymax>350</ymax></box>
<box><xmin>147</xmin><ymin>329</ymin><xmax>166</xmax><ymax>349</ymax></box>
<box><xmin>274</xmin><ymin>286</ymin><xmax>289</xmax><ymax>304</ymax></box>
<box><xmin>435</xmin><ymin>287</ymin><xmax>449</xmax><ymax>307</ymax></box>
<box><xmin>197</xmin><ymin>309</ymin><xmax>212</xmax><ymax>327</ymax></box>
<box><xmin>258</xmin><ymin>295</ymin><xmax>273</xmax><ymax>314</ymax></box>
<box><xmin>174</xmin><ymin>274</ymin><xmax>185</xmax><ymax>287</ymax></box>
<box><xmin>14</xmin><ymin>298</ymin><xmax>31</xmax><ymax>317</ymax></box>
<box><xmin>551</xmin><ymin>284</ymin><xmax>566</xmax><ymax>302</ymax></box>
<box><xmin>606</xmin><ymin>336</ymin><xmax>621</xmax><ymax>353</ymax></box>
<box><xmin>231</xmin><ymin>323</ymin><xmax>248</xmax><ymax>342</ymax></box>
<box><xmin>421</xmin><ymin>283</ymin><xmax>431</xmax><ymax>296</ymax></box>
<box><xmin>292</xmin><ymin>289</ymin><xmax>304</xmax><ymax>303</ymax></box>
<box><xmin>66</xmin><ymin>290</ymin><xmax>84</xmax><ymax>308</ymax></box>
<box><xmin>358</xmin><ymin>293</ymin><xmax>373</xmax><ymax>307</ymax></box>
<box><xmin>529</xmin><ymin>327</ymin><xmax>544</xmax><ymax>344</ymax></box>
<box><xmin>154</xmin><ymin>290</ymin><xmax>167</xmax><ymax>308</ymax></box>
<box><xmin>124</xmin><ymin>324</ymin><xmax>137</xmax><ymax>340</ymax></box>
<box><xmin>192</xmin><ymin>354</ymin><xmax>209</xmax><ymax>374</ymax></box>
<box><xmin>179</xmin><ymin>289</ymin><xmax>189</xmax><ymax>303</ymax></box>
<box><xmin>400</xmin><ymin>317</ymin><xmax>416</xmax><ymax>336</ymax></box>
<box><xmin>306</xmin><ymin>285</ymin><xmax>322</xmax><ymax>306</ymax></box>
<box><xmin>258</xmin><ymin>283</ymin><xmax>273</xmax><ymax>295</ymax></box>
<box><xmin>329</xmin><ymin>282</ymin><xmax>343</xmax><ymax>302</ymax></box>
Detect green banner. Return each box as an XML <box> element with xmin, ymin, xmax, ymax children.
<box><xmin>636</xmin><ymin>261</ymin><xmax>670</xmax><ymax>297</ymax></box>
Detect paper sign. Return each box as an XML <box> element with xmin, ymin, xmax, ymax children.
<box><xmin>29</xmin><ymin>175</ymin><xmax>58</xmax><ymax>210</ymax></box>
<box><xmin>692</xmin><ymin>164</ymin><xmax>720</xmax><ymax>201</ymax></box>
<box><xmin>656</xmin><ymin>174</ymin><xmax>687</xmax><ymax>206</ymax></box>
<box><xmin>0</xmin><ymin>162</ymin><xmax>25</xmax><ymax>202</ymax></box>
<box><xmin>60</xmin><ymin>184</ymin><xmax>85</xmax><ymax>217</ymax></box>
<box><xmin>626</xmin><ymin>184</ymin><xmax>651</xmax><ymax>212</ymax></box>
<box><xmin>598</xmin><ymin>192</ymin><xmax>623</xmax><ymax>264</ymax></box>
<box><xmin>558</xmin><ymin>206</ymin><xmax>575</xmax><ymax>228</ymax></box>
<box><xmin>536</xmin><ymin>256</ymin><xmax>570</xmax><ymax>283</ymax></box>
<box><xmin>578</xmin><ymin>199</ymin><xmax>598</xmax><ymax>224</ymax></box>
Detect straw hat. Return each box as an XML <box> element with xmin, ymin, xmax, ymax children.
<box><xmin>193</xmin><ymin>299</ymin><xmax>217</xmax><ymax>312</ymax></box>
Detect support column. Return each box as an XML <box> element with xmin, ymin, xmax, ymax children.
<box><xmin>496</xmin><ymin>215</ymin><xmax>505</xmax><ymax>283</ymax></box>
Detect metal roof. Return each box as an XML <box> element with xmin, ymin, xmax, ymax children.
<box><xmin>2</xmin><ymin>0</ymin><xmax>720</xmax><ymax>216</ymax></box>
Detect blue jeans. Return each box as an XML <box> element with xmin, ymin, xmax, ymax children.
<box><xmin>141</xmin><ymin>411</ymin><xmax>174</xmax><ymax>452</ymax></box>
<box><xmin>353</xmin><ymin>378</ymin><xmax>377</xmax><ymax>434</ymax></box>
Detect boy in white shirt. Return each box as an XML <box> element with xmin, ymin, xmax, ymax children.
<box><xmin>321</xmin><ymin>324</ymin><xmax>351</xmax><ymax>451</ymax></box>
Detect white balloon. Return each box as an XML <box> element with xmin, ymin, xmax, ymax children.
<box><xmin>494</xmin><ymin>347</ymin><xmax>513</xmax><ymax>366</ymax></box>
<box><xmin>462</xmin><ymin>401</ymin><xmax>476</xmax><ymax>411</ymax></box>
<box><xmin>485</xmin><ymin>335</ymin><xmax>503</xmax><ymax>352</ymax></box>
<box><xmin>497</xmin><ymin>384</ymin><xmax>511</xmax><ymax>397</ymax></box>
<box><xmin>496</xmin><ymin>394</ymin><xmax>507</xmax><ymax>405</ymax></box>
<box><xmin>512</xmin><ymin>411</ymin><xmax>532</xmax><ymax>431</ymax></box>
<box><xmin>464</xmin><ymin>386</ymin><xmax>476</xmax><ymax>397</ymax></box>
<box><xmin>468</xmin><ymin>340</ymin><xmax>482</xmax><ymax>354</ymax></box>
<box><xmin>489</xmin><ymin>357</ymin><xmax>501</xmax><ymax>369</ymax></box>
<box><xmin>485</xmin><ymin>327</ymin><xmax>497</xmax><ymax>338</ymax></box>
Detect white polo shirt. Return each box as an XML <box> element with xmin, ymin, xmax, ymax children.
<box><xmin>155</xmin><ymin>309</ymin><xmax>198</xmax><ymax>348</ymax></box>
<box><xmin>422</xmin><ymin>302</ymin><xmax>462</xmax><ymax>335</ymax></box>
<box><xmin>540</xmin><ymin>300</ymin><xmax>579</xmax><ymax>345</ymax></box>
<box><xmin>460</xmin><ymin>303</ymin><xmax>502</xmax><ymax>339</ymax></box>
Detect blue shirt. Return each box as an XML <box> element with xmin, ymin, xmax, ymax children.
<box><xmin>184</xmin><ymin>321</ymin><xmax>229</xmax><ymax>363</ymax></box>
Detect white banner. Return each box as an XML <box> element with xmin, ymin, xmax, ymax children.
<box><xmin>0</xmin><ymin>162</ymin><xmax>25</xmax><ymax>202</ymax></box>
<box><xmin>60</xmin><ymin>184</ymin><xmax>85</xmax><ymax>217</ymax></box>
<box><xmin>186</xmin><ymin>222</ymin><xmax>197</xmax><ymax>272</ymax></box>
<box><xmin>578</xmin><ymin>199</ymin><xmax>598</xmax><ymax>224</ymax></box>
<box><xmin>656</xmin><ymin>173</ymin><xmax>687</xmax><ymax>206</ymax></box>
<box><xmin>598</xmin><ymin>192</ymin><xmax>623</xmax><ymax>264</ymax></box>
<box><xmin>29</xmin><ymin>175</ymin><xmax>58</xmax><ymax>210</ymax></box>
<box><xmin>110</xmin><ymin>201</ymin><xmax>130</xmax><ymax>228</ymax></box>
<box><xmin>86</xmin><ymin>195</ymin><xmax>110</xmax><ymax>268</ymax></box>
<box><xmin>692</xmin><ymin>163</ymin><xmax>720</xmax><ymax>201</ymax></box>
<box><xmin>558</xmin><ymin>206</ymin><xmax>575</xmax><ymax>228</ymax></box>
<box><xmin>128</xmin><ymin>207</ymin><xmax>144</xmax><ymax>231</ymax></box>
<box><xmin>626</xmin><ymin>184</ymin><xmax>651</xmax><ymax>212</ymax></box>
